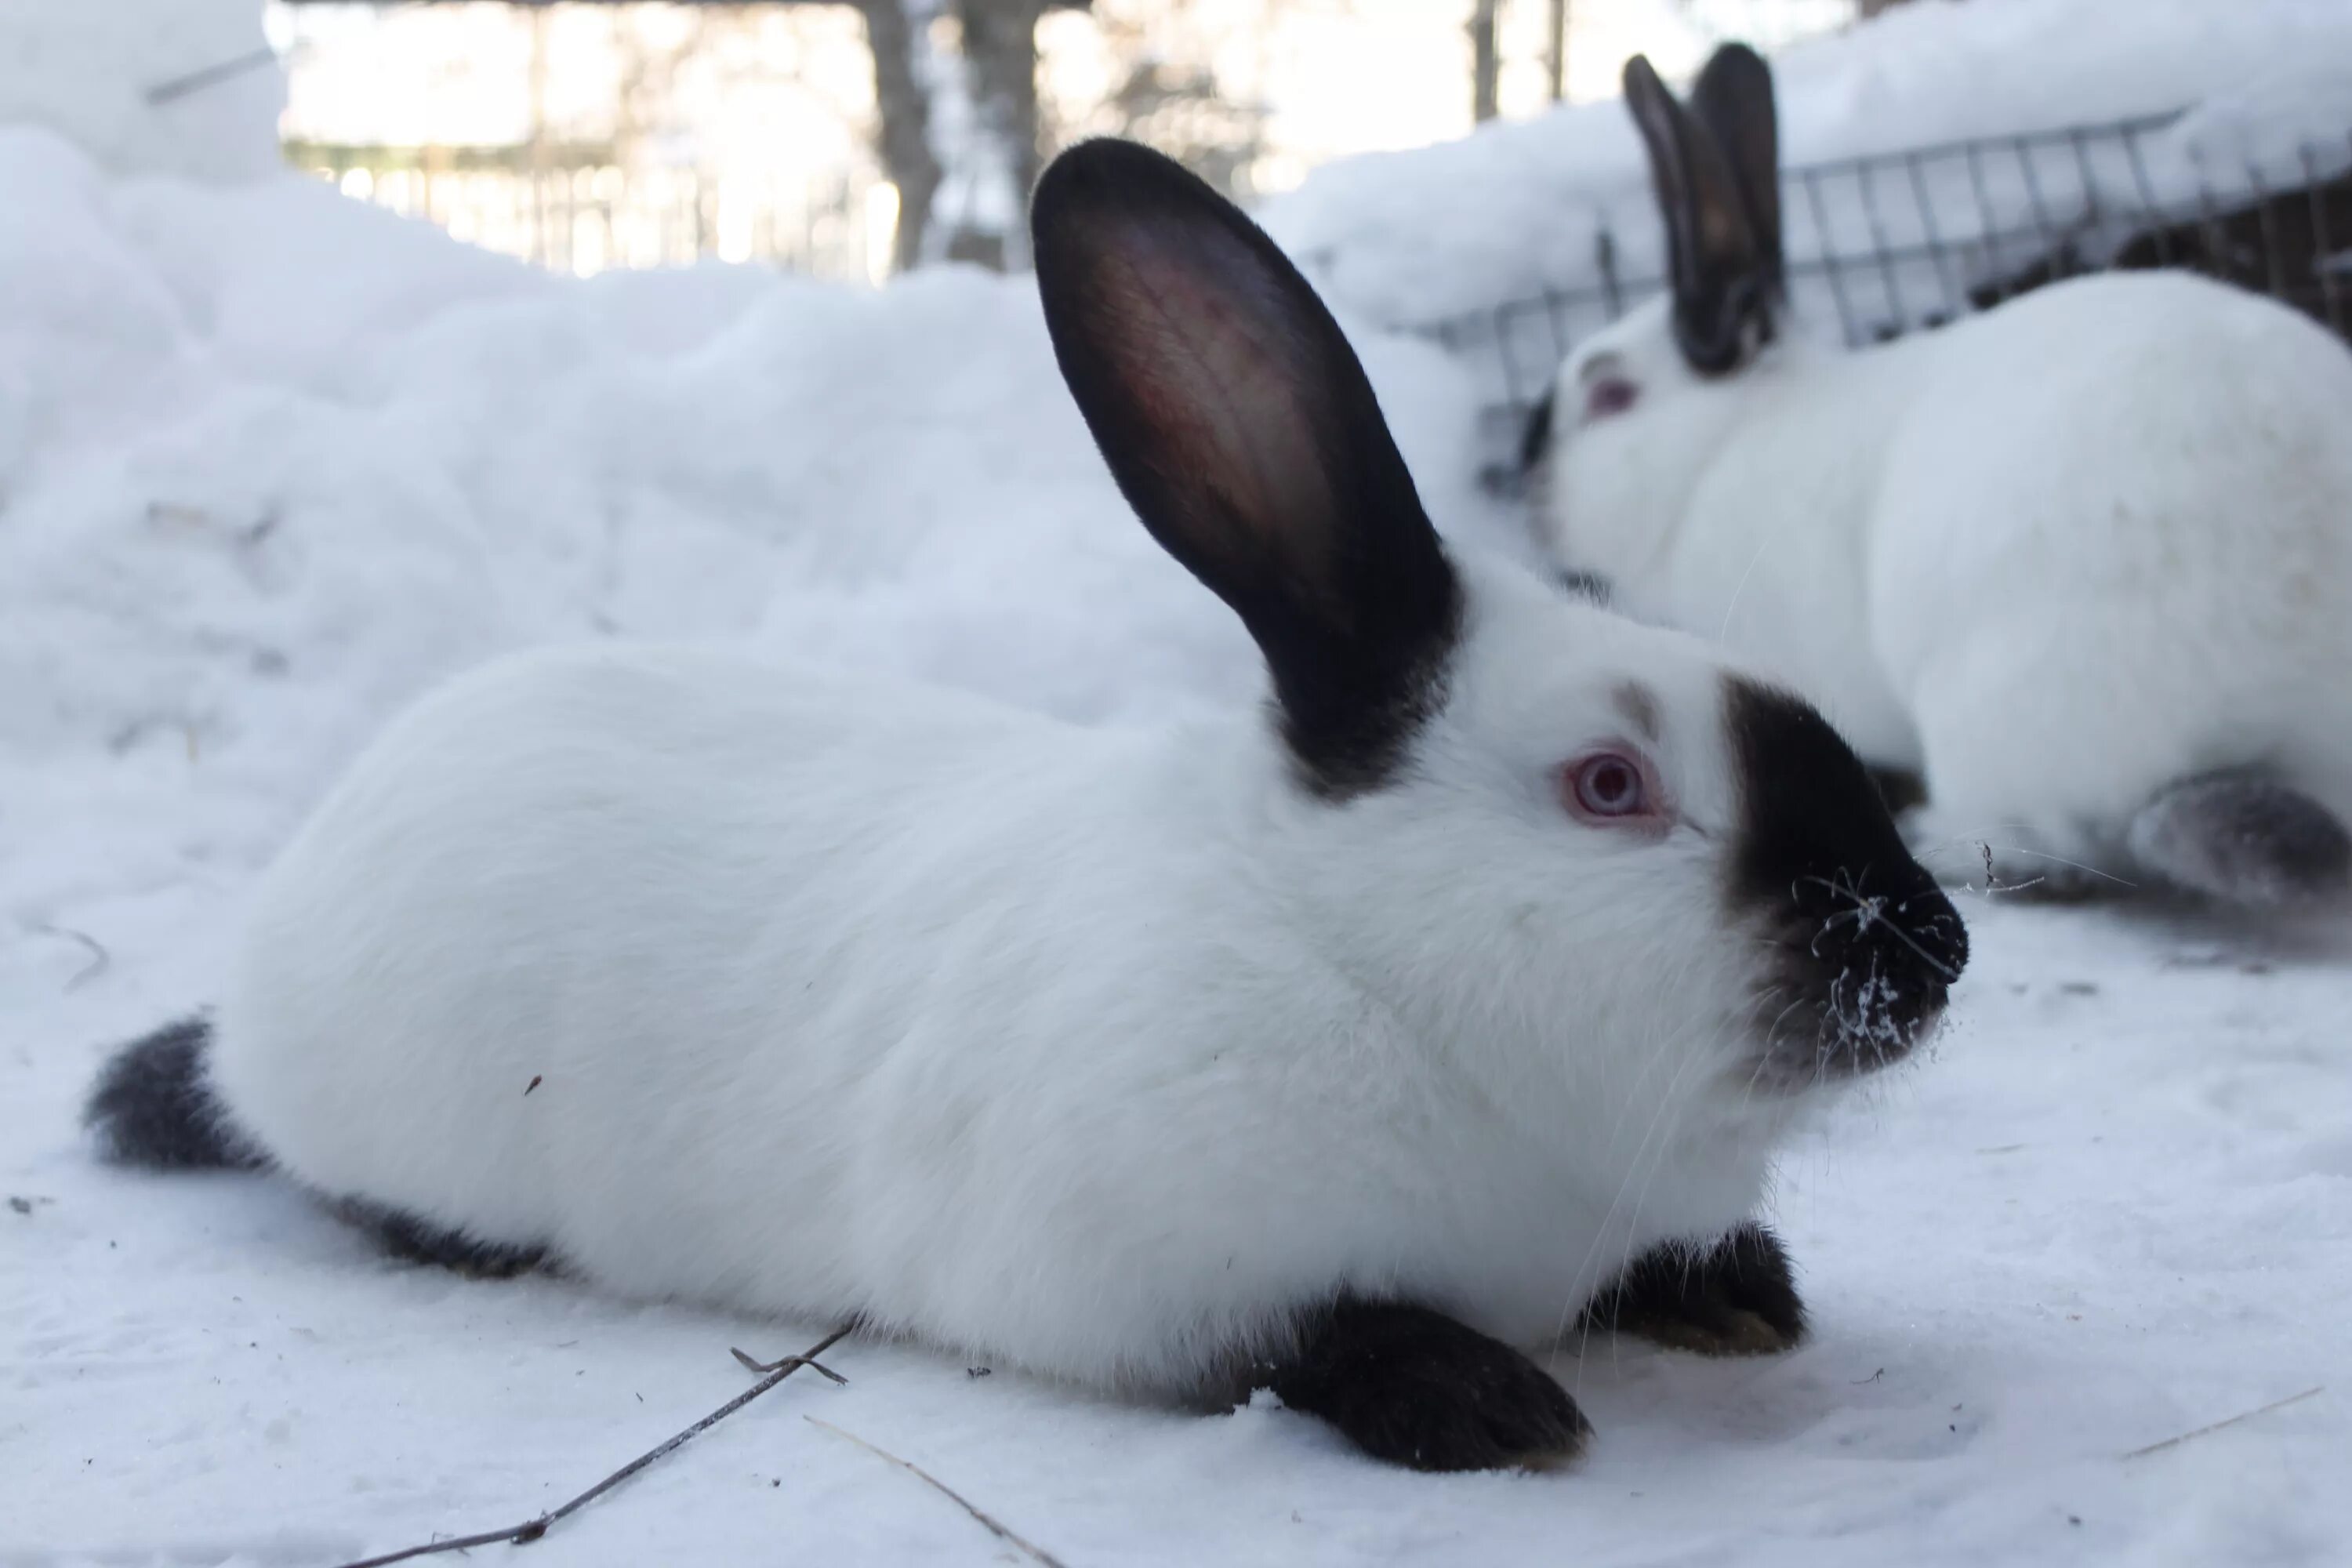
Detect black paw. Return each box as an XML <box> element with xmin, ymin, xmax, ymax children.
<box><xmin>1585</xmin><ymin>1222</ymin><xmax>1806</xmax><ymax>1356</ymax></box>
<box><xmin>1265</xmin><ymin>1299</ymin><xmax>1590</xmax><ymax>1472</ymax></box>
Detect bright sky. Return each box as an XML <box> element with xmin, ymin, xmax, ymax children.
<box><xmin>263</xmin><ymin>0</ymin><xmax>1857</xmax><ymax>273</ymax></box>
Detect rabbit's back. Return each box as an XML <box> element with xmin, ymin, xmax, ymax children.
<box><xmin>1877</xmin><ymin>271</ymin><xmax>2352</xmax><ymax>623</ymax></box>
<box><xmin>1865</xmin><ymin>274</ymin><xmax>2352</xmax><ymax>826</ymax></box>
<box><xmin>209</xmin><ymin>647</ymin><xmax>1153</xmax><ymax>1318</ymax></box>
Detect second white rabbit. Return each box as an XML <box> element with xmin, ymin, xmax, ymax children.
<box><xmin>1531</xmin><ymin>45</ymin><xmax>2352</xmax><ymax>907</ymax></box>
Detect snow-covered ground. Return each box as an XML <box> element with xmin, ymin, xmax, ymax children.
<box><xmin>13</xmin><ymin>892</ymin><xmax>2352</xmax><ymax>1566</ymax></box>
<box><xmin>7</xmin><ymin>2</ymin><xmax>2352</xmax><ymax>1564</ymax></box>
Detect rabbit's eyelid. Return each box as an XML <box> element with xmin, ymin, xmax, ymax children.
<box><xmin>1577</xmin><ymin>351</ymin><xmax>1629</xmax><ymax>386</ymax></box>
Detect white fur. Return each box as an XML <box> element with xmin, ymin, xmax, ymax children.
<box><xmin>206</xmin><ymin>553</ymin><xmax>1820</xmax><ymax>1399</ymax></box>
<box><xmin>1538</xmin><ymin>271</ymin><xmax>2352</xmax><ymax>883</ymax></box>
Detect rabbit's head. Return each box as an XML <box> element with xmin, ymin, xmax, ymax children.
<box><xmin>1529</xmin><ymin>45</ymin><xmax>1792</xmax><ymax>595</ymax></box>
<box><xmin>1033</xmin><ymin>140</ymin><xmax>1962</xmax><ymax>1132</ymax></box>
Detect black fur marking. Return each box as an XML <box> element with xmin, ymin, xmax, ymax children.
<box><xmin>1584</xmin><ymin>1222</ymin><xmax>1806</xmax><ymax>1356</ymax></box>
<box><xmin>1622</xmin><ymin>54</ymin><xmax>1777</xmax><ymax>376</ymax></box>
<box><xmin>83</xmin><ymin>1016</ymin><xmax>267</xmax><ymax>1171</ymax></box>
<box><xmin>329</xmin><ymin>1196</ymin><xmax>550</xmax><ymax>1279</ymax></box>
<box><xmin>1726</xmin><ymin>678</ymin><xmax>1969</xmax><ymax>1083</ymax></box>
<box><xmin>1867</xmin><ymin>764</ymin><xmax>1929</xmax><ymax>817</ymax></box>
<box><xmin>85</xmin><ymin>1018</ymin><xmax>550</xmax><ymax>1279</ymax></box>
<box><xmin>1686</xmin><ymin>45</ymin><xmax>1785</xmax><ymax>301</ymax></box>
<box><xmin>1614</xmin><ymin>681</ymin><xmax>1664</xmax><ymax>742</ymax></box>
<box><xmin>1031</xmin><ymin>140</ymin><xmax>1463</xmax><ymax>799</ymax></box>
<box><xmin>1518</xmin><ymin>386</ymin><xmax>1556</xmax><ymax>474</ymax></box>
<box><xmin>2128</xmin><ymin>770</ymin><xmax>2352</xmax><ymax>907</ymax></box>
<box><xmin>1259</xmin><ymin>1297</ymin><xmax>1589</xmax><ymax>1472</ymax></box>
<box><xmin>1555</xmin><ymin>568</ymin><xmax>1613</xmax><ymax>606</ymax></box>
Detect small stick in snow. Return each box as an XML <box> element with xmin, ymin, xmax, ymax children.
<box><xmin>31</xmin><ymin>924</ymin><xmax>111</xmax><ymax>992</ymax></box>
<box><xmin>808</xmin><ymin>1414</ymin><xmax>1072</xmax><ymax>1568</ymax></box>
<box><xmin>1960</xmin><ymin>840</ymin><xmax>2049</xmax><ymax>898</ymax></box>
<box><xmin>734</xmin><ymin>1343</ymin><xmax>848</xmax><ymax>1384</ymax></box>
<box><xmin>327</xmin><ymin>1326</ymin><xmax>851</xmax><ymax>1568</ymax></box>
<box><xmin>2122</xmin><ymin>1385</ymin><xmax>2325</xmax><ymax>1461</ymax></box>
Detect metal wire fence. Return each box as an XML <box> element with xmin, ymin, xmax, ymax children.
<box><xmin>1408</xmin><ymin>111</ymin><xmax>2352</xmax><ymax>481</ymax></box>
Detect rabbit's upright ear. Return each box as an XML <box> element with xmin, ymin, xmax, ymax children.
<box><xmin>1689</xmin><ymin>44</ymin><xmax>1783</xmax><ymax>299</ymax></box>
<box><xmin>1622</xmin><ymin>54</ymin><xmax>1773</xmax><ymax>374</ymax></box>
<box><xmin>1032</xmin><ymin>139</ymin><xmax>1462</xmax><ymax>798</ymax></box>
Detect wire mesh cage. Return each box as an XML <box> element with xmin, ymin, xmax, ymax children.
<box><xmin>1410</xmin><ymin>110</ymin><xmax>2352</xmax><ymax>483</ymax></box>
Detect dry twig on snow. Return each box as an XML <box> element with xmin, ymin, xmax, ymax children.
<box><xmin>328</xmin><ymin>1326</ymin><xmax>851</xmax><ymax>1568</ymax></box>
<box><xmin>808</xmin><ymin>1414</ymin><xmax>1073</xmax><ymax>1568</ymax></box>
<box><xmin>2122</xmin><ymin>1385</ymin><xmax>2325</xmax><ymax>1461</ymax></box>
<box><xmin>31</xmin><ymin>923</ymin><xmax>111</xmax><ymax>992</ymax></box>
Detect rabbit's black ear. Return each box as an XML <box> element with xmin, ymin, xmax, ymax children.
<box><xmin>1689</xmin><ymin>44</ymin><xmax>1784</xmax><ymax>297</ymax></box>
<box><xmin>1032</xmin><ymin>139</ymin><xmax>1462</xmax><ymax>799</ymax></box>
<box><xmin>1622</xmin><ymin>54</ymin><xmax>1773</xmax><ymax>375</ymax></box>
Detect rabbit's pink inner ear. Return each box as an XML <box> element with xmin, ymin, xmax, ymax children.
<box><xmin>1690</xmin><ymin>44</ymin><xmax>1783</xmax><ymax>285</ymax></box>
<box><xmin>1033</xmin><ymin>149</ymin><xmax>1438</xmax><ymax>640</ymax></box>
<box><xmin>1034</xmin><ymin>138</ymin><xmax>1460</xmax><ymax>797</ymax></box>
<box><xmin>1079</xmin><ymin>225</ymin><xmax>1348</xmax><ymax>607</ymax></box>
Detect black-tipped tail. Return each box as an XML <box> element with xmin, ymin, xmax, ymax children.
<box><xmin>84</xmin><ymin>1016</ymin><xmax>267</xmax><ymax>1171</ymax></box>
<box><xmin>2128</xmin><ymin>772</ymin><xmax>2352</xmax><ymax>909</ymax></box>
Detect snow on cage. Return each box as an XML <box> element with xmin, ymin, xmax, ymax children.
<box><xmin>1374</xmin><ymin>108</ymin><xmax>2352</xmax><ymax>484</ymax></box>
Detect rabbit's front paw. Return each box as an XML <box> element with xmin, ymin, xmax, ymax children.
<box><xmin>1265</xmin><ymin>1298</ymin><xmax>1589</xmax><ymax>1472</ymax></box>
<box><xmin>1585</xmin><ymin>1221</ymin><xmax>1806</xmax><ymax>1356</ymax></box>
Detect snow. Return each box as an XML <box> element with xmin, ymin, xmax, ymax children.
<box><xmin>0</xmin><ymin>0</ymin><xmax>283</xmax><ymax>185</ymax></box>
<box><xmin>5</xmin><ymin>2</ymin><xmax>2352</xmax><ymax>1564</ymax></box>
<box><xmin>1270</xmin><ymin>0</ymin><xmax>2352</xmax><ymax>338</ymax></box>
<box><xmin>15</xmin><ymin>899</ymin><xmax>2352</xmax><ymax>1563</ymax></box>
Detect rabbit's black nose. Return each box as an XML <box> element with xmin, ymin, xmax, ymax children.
<box><xmin>1788</xmin><ymin>866</ymin><xmax>1968</xmax><ymax>1060</ymax></box>
<box><xmin>1722</xmin><ymin>677</ymin><xmax>1970</xmax><ymax>1080</ymax></box>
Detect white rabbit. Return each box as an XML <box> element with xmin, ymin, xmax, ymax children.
<box><xmin>1530</xmin><ymin>45</ymin><xmax>2352</xmax><ymax>908</ymax></box>
<box><xmin>85</xmin><ymin>139</ymin><xmax>1966</xmax><ymax>1473</ymax></box>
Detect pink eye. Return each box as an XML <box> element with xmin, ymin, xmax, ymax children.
<box><xmin>1583</xmin><ymin>377</ymin><xmax>1639</xmax><ymax>422</ymax></box>
<box><xmin>1563</xmin><ymin>751</ymin><xmax>1656</xmax><ymax>824</ymax></box>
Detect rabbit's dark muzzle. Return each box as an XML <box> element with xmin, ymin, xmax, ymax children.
<box><xmin>1753</xmin><ymin>867</ymin><xmax>1966</xmax><ymax>1084</ymax></box>
<box><xmin>1722</xmin><ymin>677</ymin><xmax>1969</xmax><ymax>1086</ymax></box>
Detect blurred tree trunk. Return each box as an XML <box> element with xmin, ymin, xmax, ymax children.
<box><xmin>959</xmin><ymin>0</ymin><xmax>1047</xmax><ymax>206</ymax></box>
<box><xmin>854</xmin><ymin>0</ymin><xmax>942</xmax><ymax>272</ymax></box>
<box><xmin>1544</xmin><ymin>0</ymin><xmax>1568</xmax><ymax>103</ymax></box>
<box><xmin>943</xmin><ymin>0</ymin><xmax>1047</xmax><ymax>269</ymax></box>
<box><xmin>1470</xmin><ymin>0</ymin><xmax>1501</xmax><ymax>123</ymax></box>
